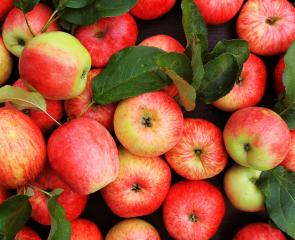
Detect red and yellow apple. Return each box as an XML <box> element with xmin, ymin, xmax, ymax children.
<box><xmin>281</xmin><ymin>130</ymin><xmax>295</xmax><ymax>171</ymax></box>
<box><xmin>0</xmin><ymin>37</ymin><xmax>13</xmax><ymax>86</ymax></box>
<box><xmin>15</xmin><ymin>227</ymin><xmax>41</xmax><ymax>240</ymax></box>
<box><xmin>0</xmin><ymin>0</ymin><xmax>13</xmax><ymax>21</ymax></box>
<box><xmin>71</xmin><ymin>219</ymin><xmax>103</xmax><ymax>240</ymax></box>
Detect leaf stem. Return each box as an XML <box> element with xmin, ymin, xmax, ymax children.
<box><xmin>77</xmin><ymin>100</ymin><xmax>95</xmax><ymax>118</ymax></box>
<box><xmin>41</xmin><ymin>9</ymin><xmax>59</xmax><ymax>33</ymax></box>
<box><xmin>42</xmin><ymin>110</ymin><xmax>62</xmax><ymax>127</ymax></box>
<box><xmin>29</xmin><ymin>185</ymin><xmax>53</xmax><ymax>198</ymax></box>
<box><xmin>23</xmin><ymin>13</ymin><xmax>35</xmax><ymax>37</ymax></box>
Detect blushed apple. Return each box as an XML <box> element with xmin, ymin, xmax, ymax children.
<box><xmin>0</xmin><ymin>0</ymin><xmax>13</xmax><ymax>22</ymax></box>
<box><xmin>274</xmin><ymin>56</ymin><xmax>286</xmax><ymax>96</ymax></box>
<box><xmin>223</xmin><ymin>107</ymin><xmax>291</xmax><ymax>171</ymax></box>
<box><xmin>101</xmin><ymin>147</ymin><xmax>171</xmax><ymax>217</ymax></box>
<box><xmin>71</xmin><ymin>219</ymin><xmax>103</xmax><ymax>240</ymax></box>
<box><xmin>114</xmin><ymin>91</ymin><xmax>184</xmax><ymax>157</ymax></box>
<box><xmin>281</xmin><ymin>130</ymin><xmax>295</xmax><ymax>171</ymax></box>
<box><xmin>15</xmin><ymin>226</ymin><xmax>41</xmax><ymax>240</ymax></box>
<box><xmin>0</xmin><ymin>37</ymin><xmax>13</xmax><ymax>86</ymax></box>
<box><xmin>19</xmin><ymin>31</ymin><xmax>92</xmax><ymax>100</ymax></box>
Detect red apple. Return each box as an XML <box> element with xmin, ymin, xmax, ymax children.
<box><xmin>71</xmin><ymin>219</ymin><xmax>103</xmax><ymax>240</ymax></box>
<box><xmin>3</xmin><ymin>3</ymin><xmax>60</xmax><ymax>57</ymax></box>
<box><xmin>274</xmin><ymin>56</ymin><xmax>286</xmax><ymax>96</ymax></box>
<box><xmin>101</xmin><ymin>147</ymin><xmax>171</xmax><ymax>217</ymax></box>
<box><xmin>75</xmin><ymin>13</ymin><xmax>138</xmax><ymax>68</ymax></box>
<box><xmin>223</xmin><ymin>107</ymin><xmax>291</xmax><ymax>171</ymax></box>
<box><xmin>0</xmin><ymin>37</ymin><xmax>13</xmax><ymax>86</ymax></box>
<box><xmin>106</xmin><ymin>219</ymin><xmax>160</xmax><ymax>240</ymax></box>
<box><xmin>281</xmin><ymin>130</ymin><xmax>295</xmax><ymax>171</ymax></box>
<box><xmin>0</xmin><ymin>107</ymin><xmax>46</xmax><ymax>188</ymax></box>
<box><xmin>48</xmin><ymin>118</ymin><xmax>119</xmax><ymax>195</ymax></box>
<box><xmin>0</xmin><ymin>0</ymin><xmax>13</xmax><ymax>22</ymax></box>
<box><xmin>0</xmin><ymin>187</ymin><xmax>10</xmax><ymax>203</ymax></box>
<box><xmin>193</xmin><ymin>0</ymin><xmax>244</xmax><ymax>25</ymax></box>
<box><xmin>64</xmin><ymin>69</ymin><xmax>116</xmax><ymax>131</ymax></box>
<box><xmin>130</xmin><ymin>0</ymin><xmax>176</xmax><ymax>20</ymax></box>
<box><xmin>237</xmin><ymin>0</ymin><xmax>295</xmax><ymax>56</ymax></box>
<box><xmin>15</xmin><ymin>226</ymin><xmax>41</xmax><ymax>240</ymax></box>
<box><xmin>19</xmin><ymin>31</ymin><xmax>92</xmax><ymax>100</ymax></box>
<box><xmin>165</xmin><ymin>118</ymin><xmax>227</xmax><ymax>180</ymax></box>
<box><xmin>163</xmin><ymin>180</ymin><xmax>226</xmax><ymax>240</ymax></box>
<box><xmin>234</xmin><ymin>223</ymin><xmax>286</xmax><ymax>240</ymax></box>
<box><xmin>114</xmin><ymin>91</ymin><xmax>184</xmax><ymax>157</ymax></box>
<box><xmin>213</xmin><ymin>54</ymin><xmax>267</xmax><ymax>112</ymax></box>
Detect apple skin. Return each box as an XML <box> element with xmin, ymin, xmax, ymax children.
<box><xmin>0</xmin><ymin>187</ymin><xmax>10</xmax><ymax>203</ymax></box>
<box><xmin>0</xmin><ymin>0</ymin><xmax>13</xmax><ymax>22</ymax></box>
<box><xmin>64</xmin><ymin>69</ymin><xmax>116</xmax><ymax>131</ymax></box>
<box><xmin>280</xmin><ymin>130</ymin><xmax>295</xmax><ymax>171</ymax></box>
<box><xmin>0</xmin><ymin>37</ymin><xmax>13</xmax><ymax>86</ymax></box>
<box><xmin>163</xmin><ymin>180</ymin><xmax>226</xmax><ymax>240</ymax></box>
<box><xmin>233</xmin><ymin>222</ymin><xmax>286</xmax><ymax>240</ymax></box>
<box><xmin>19</xmin><ymin>31</ymin><xmax>92</xmax><ymax>100</ymax></box>
<box><xmin>71</xmin><ymin>219</ymin><xmax>103</xmax><ymax>240</ymax></box>
<box><xmin>193</xmin><ymin>0</ymin><xmax>244</xmax><ymax>25</ymax></box>
<box><xmin>213</xmin><ymin>54</ymin><xmax>267</xmax><ymax>112</ymax></box>
<box><xmin>0</xmin><ymin>107</ymin><xmax>46</xmax><ymax>188</ymax></box>
<box><xmin>223</xmin><ymin>107</ymin><xmax>291</xmax><ymax>171</ymax></box>
<box><xmin>3</xmin><ymin>3</ymin><xmax>60</xmax><ymax>57</ymax></box>
<box><xmin>165</xmin><ymin>118</ymin><xmax>227</xmax><ymax>180</ymax></box>
<box><xmin>237</xmin><ymin>0</ymin><xmax>295</xmax><ymax>56</ymax></box>
<box><xmin>101</xmin><ymin>147</ymin><xmax>171</xmax><ymax>217</ymax></box>
<box><xmin>106</xmin><ymin>219</ymin><xmax>160</xmax><ymax>240</ymax></box>
<box><xmin>75</xmin><ymin>13</ymin><xmax>138</xmax><ymax>68</ymax></box>
<box><xmin>15</xmin><ymin>226</ymin><xmax>41</xmax><ymax>240</ymax></box>
<box><xmin>224</xmin><ymin>164</ymin><xmax>264</xmax><ymax>212</ymax></box>
<box><xmin>273</xmin><ymin>56</ymin><xmax>286</xmax><ymax>96</ymax></box>
<box><xmin>130</xmin><ymin>0</ymin><xmax>176</xmax><ymax>20</ymax></box>
<box><xmin>48</xmin><ymin>118</ymin><xmax>119</xmax><ymax>195</ymax></box>
<box><xmin>114</xmin><ymin>91</ymin><xmax>184</xmax><ymax>157</ymax></box>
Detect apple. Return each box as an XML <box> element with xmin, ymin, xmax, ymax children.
<box><xmin>19</xmin><ymin>31</ymin><xmax>92</xmax><ymax>100</ymax></box>
<box><xmin>3</xmin><ymin>3</ymin><xmax>60</xmax><ymax>57</ymax></box>
<box><xmin>0</xmin><ymin>37</ymin><xmax>13</xmax><ymax>86</ymax></box>
<box><xmin>0</xmin><ymin>0</ymin><xmax>13</xmax><ymax>22</ymax></box>
<box><xmin>237</xmin><ymin>0</ymin><xmax>295</xmax><ymax>56</ymax></box>
<box><xmin>75</xmin><ymin>13</ymin><xmax>138</xmax><ymax>68</ymax></box>
<box><xmin>193</xmin><ymin>0</ymin><xmax>244</xmax><ymax>25</ymax></box>
<box><xmin>0</xmin><ymin>187</ymin><xmax>10</xmax><ymax>203</ymax></box>
<box><xmin>106</xmin><ymin>219</ymin><xmax>160</xmax><ymax>240</ymax></box>
<box><xmin>130</xmin><ymin>0</ymin><xmax>176</xmax><ymax>20</ymax></box>
<box><xmin>224</xmin><ymin>164</ymin><xmax>264</xmax><ymax>212</ymax></box>
<box><xmin>281</xmin><ymin>130</ymin><xmax>295</xmax><ymax>171</ymax></box>
<box><xmin>15</xmin><ymin>226</ymin><xmax>41</xmax><ymax>240</ymax></box>
<box><xmin>114</xmin><ymin>91</ymin><xmax>184</xmax><ymax>157</ymax></box>
<box><xmin>223</xmin><ymin>107</ymin><xmax>291</xmax><ymax>171</ymax></box>
<box><xmin>274</xmin><ymin>56</ymin><xmax>286</xmax><ymax>96</ymax></box>
<box><xmin>101</xmin><ymin>147</ymin><xmax>171</xmax><ymax>217</ymax></box>
<box><xmin>19</xmin><ymin>168</ymin><xmax>88</xmax><ymax>225</ymax></box>
<box><xmin>213</xmin><ymin>54</ymin><xmax>267</xmax><ymax>112</ymax></box>
<box><xmin>163</xmin><ymin>180</ymin><xmax>226</xmax><ymax>240</ymax></box>
<box><xmin>165</xmin><ymin>118</ymin><xmax>227</xmax><ymax>180</ymax></box>
<box><xmin>48</xmin><ymin>117</ymin><xmax>119</xmax><ymax>195</ymax></box>
<box><xmin>64</xmin><ymin>69</ymin><xmax>116</xmax><ymax>131</ymax></box>
<box><xmin>233</xmin><ymin>222</ymin><xmax>286</xmax><ymax>240</ymax></box>
<box><xmin>71</xmin><ymin>219</ymin><xmax>103</xmax><ymax>240</ymax></box>
<box><xmin>0</xmin><ymin>107</ymin><xmax>46</xmax><ymax>188</ymax></box>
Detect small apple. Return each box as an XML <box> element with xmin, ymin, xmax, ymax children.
<box><xmin>274</xmin><ymin>56</ymin><xmax>286</xmax><ymax>96</ymax></box>
<box><xmin>224</xmin><ymin>164</ymin><xmax>264</xmax><ymax>212</ymax></box>
<box><xmin>223</xmin><ymin>107</ymin><xmax>291</xmax><ymax>171</ymax></box>
<box><xmin>19</xmin><ymin>31</ymin><xmax>92</xmax><ymax>100</ymax></box>
<box><xmin>237</xmin><ymin>0</ymin><xmax>295</xmax><ymax>56</ymax></box>
<box><xmin>193</xmin><ymin>0</ymin><xmax>244</xmax><ymax>25</ymax></box>
<box><xmin>0</xmin><ymin>187</ymin><xmax>10</xmax><ymax>203</ymax></box>
<box><xmin>101</xmin><ymin>147</ymin><xmax>171</xmax><ymax>217</ymax></box>
<box><xmin>213</xmin><ymin>54</ymin><xmax>267</xmax><ymax>112</ymax></box>
<box><xmin>3</xmin><ymin>3</ymin><xmax>59</xmax><ymax>57</ymax></box>
<box><xmin>130</xmin><ymin>0</ymin><xmax>176</xmax><ymax>20</ymax></box>
<box><xmin>0</xmin><ymin>0</ymin><xmax>13</xmax><ymax>21</ymax></box>
<box><xmin>0</xmin><ymin>107</ymin><xmax>46</xmax><ymax>188</ymax></box>
<box><xmin>280</xmin><ymin>130</ymin><xmax>295</xmax><ymax>171</ymax></box>
<box><xmin>114</xmin><ymin>91</ymin><xmax>184</xmax><ymax>157</ymax></box>
<box><xmin>163</xmin><ymin>180</ymin><xmax>226</xmax><ymax>240</ymax></box>
<box><xmin>48</xmin><ymin>118</ymin><xmax>119</xmax><ymax>195</ymax></box>
<box><xmin>233</xmin><ymin>222</ymin><xmax>286</xmax><ymax>240</ymax></box>
<box><xmin>165</xmin><ymin>118</ymin><xmax>227</xmax><ymax>180</ymax></box>
<box><xmin>75</xmin><ymin>13</ymin><xmax>138</xmax><ymax>68</ymax></box>
<box><xmin>71</xmin><ymin>219</ymin><xmax>103</xmax><ymax>240</ymax></box>
<box><xmin>0</xmin><ymin>37</ymin><xmax>13</xmax><ymax>86</ymax></box>
<box><xmin>64</xmin><ymin>69</ymin><xmax>116</xmax><ymax>131</ymax></box>
<box><xmin>106</xmin><ymin>219</ymin><xmax>160</xmax><ymax>240</ymax></box>
<box><xmin>15</xmin><ymin>226</ymin><xmax>41</xmax><ymax>240</ymax></box>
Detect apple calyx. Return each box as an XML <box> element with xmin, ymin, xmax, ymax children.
<box><xmin>236</xmin><ymin>76</ymin><xmax>243</xmax><ymax>86</ymax></box>
<box><xmin>265</xmin><ymin>16</ymin><xmax>281</xmax><ymax>25</ymax></box>
<box><xmin>131</xmin><ymin>183</ymin><xmax>141</xmax><ymax>192</ymax></box>
<box><xmin>244</xmin><ymin>143</ymin><xmax>252</xmax><ymax>152</ymax></box>
<box><xmin>141</xmin><ymin>116</ymin><xmax>153</xmax><ymax>127</ymax></box>
<box><xmin>194</xmin><ymin>149</ymin><xmax>203</xmax><ymax>156</ymax></box>
<box><xmin>188</xmin><ymin>213</ymin><xmax>198</xmax><ymax>223</ymax></box>
<box><xmin>17</xmin><ymin>38</ymin><xmax>26</xmax><ymax>46</ymax></box>
<box><xmin>95</xmin><ymin>30</ymin><xmax>106</xmax><ymax>39</ymax></box>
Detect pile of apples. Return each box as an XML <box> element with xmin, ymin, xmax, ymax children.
<box><xmin>0</xmin><ymin>0</ymin><xmax>294</xmax><ymax>239</ymax></box>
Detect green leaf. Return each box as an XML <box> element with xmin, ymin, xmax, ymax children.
<box><xmin>47</xmin><ymin>189</ymin><xmax>71</xmax><ymax>240</ymax></box>
<box><xmin>257</xmin><ymin>166</ymin><xmax>295</xmax><ymax>238</ymax></box>
<box><xmin>92</xmin><ymin>46</ymin><xmax>170</xmax><ymax>105</ymax></box>
<box><xmin>14</xmin><ymin>0</ymin><xmax>40</xmax><ymax>13</ymax></box>
<box><xmin>198</xmin><ymin>53</ymin><xmax>239</xmax><ymax>103</ymax></box>
<box><xmin>191</xmin><ymin>35</ymin><xmax>204</xmax><ymax>90</ymax></box>
<box><xmin>65</xmin><ymin>0</ymin><xmax>94</xmax><ymax>8</ymax></box>
<box><xmin>0</xmin><ymin>195</ymin><xmax>32</xmax><ymax>240</ymax></box>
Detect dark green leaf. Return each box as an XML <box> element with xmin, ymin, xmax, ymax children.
<box><xmin>14</xmin><ymin>0</ymin><xmax>40</xmax><ymax>13</ymax></box>
<box><xmin>65</xmin><ymin>0</ymin><xmax>94</xmax><ymax>8</ymax></box>
<box><xmin>198</xmin><ymin>53</ymin><xmax>239</xmax><ymax>103</ymax></box>
<box><xmin>92</xmin><ymin>46</ymin><xmax>170</xmax><ymax>105</ymax></box>
<box><xmin>191</xmin><ymin>35</ymin><xmax>204</xmax><ymax>90</ymax></box>
<box><xmin>257</xmin><ymin>166</ymin><xmax>295</xmax><ymax>238</ymax></box>
<box><xmin>47</xmin><ymin>189</ymin><xmax>71</xmax><ymax>240</ymax></box>
<box><xmin>0</xmin><ymin>195</ymin><xmax>32</xmax><ymax>240</ymax></box>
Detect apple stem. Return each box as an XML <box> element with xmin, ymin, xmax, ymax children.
<box><xmin>29</xmin><ymin>184</ymin><xmax>53</xmax><ymax>198</ymax></box>
<box><xmin>23</xmin><ymin>13</ymin><xmax>35</xmax><ymax>37</ymax></box>
<box><xmin>265</xmin><ymin>16</ymin><xmax>281</xmax><ymax>25</ymax></box>
<box><xmin>41</xmin><ymin>9</ymin><xmax>59</xmax><ymax>33</ymax></box>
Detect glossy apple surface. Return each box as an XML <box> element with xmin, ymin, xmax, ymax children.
<box><xmin>280</xmin><ymin>130</ymin><xmax>295</xmax><ymax>171</ymax></box>
<box><xmin>15</xmin><ymin>226</ymin><xmax>41</xmax><ymax>240</ymax></box>
<box><xmin>71</xmin><ymin>219</ymin><xmax>103</xmax><ymax>240</ymax></box>
<box><xmin>274</xmin><ymin>56</ymin><xmax>286</xmax><ymax>96</ymax></box>
<box><xmin>0</xmin><ymin>0</ymin><xmax>13</xmax><ymax>21</ymax></box>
